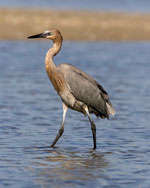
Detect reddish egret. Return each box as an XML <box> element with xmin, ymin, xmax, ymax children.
<box><xmin>28</xmin><ymin>28</ymin><xmax>115</xmax><ymax>149</ymax></box>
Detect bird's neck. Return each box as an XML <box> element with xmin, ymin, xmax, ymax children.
<box><xmin>45</xmin><ymin>40</ymin><xmax>62</xmax><ymax>73</ymax></box>
<box><xmin>45</xmin><ymin>40</ymin><xmax>65</xmax><ymax>94</ymax></box>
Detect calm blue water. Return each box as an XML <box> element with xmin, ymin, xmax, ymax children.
<box><xmin>0</xmin><ymin>0</ymin><xmax>150</xmax><ymax>12</ymax></box>
<box><xmin>0</xmin><ymin>41</ymin><xmax>150</xmax><ymax>187</ymax></box>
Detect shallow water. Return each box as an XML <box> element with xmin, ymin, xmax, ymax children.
<box><xmin>1</xmin><ymin>0</ymin><xmax>150</xmax><ymax>12</ymax></box>
<box><xmin>0</xmin><ymin>41</ymin><xmax>150</xmax><ymax>187</ymax></box>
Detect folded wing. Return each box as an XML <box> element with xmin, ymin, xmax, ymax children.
<box><xmin>58</xmin><ymin>63</ymin><xmax>115</xmax><ymax>118</ymax></box>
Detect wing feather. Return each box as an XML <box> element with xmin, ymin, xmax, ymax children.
<box><xmin>58</xmin><ymin>63</ymin><xmax>115</xmax><ymax>117</ymax></box>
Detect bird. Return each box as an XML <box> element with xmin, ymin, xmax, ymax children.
<box><xmin>28</xmin><ymin>28</ymin><xmax>115</xmax><ymax>149</ymax></box>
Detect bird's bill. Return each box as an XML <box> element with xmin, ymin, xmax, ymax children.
<box><xmin>28</xmin><ymin>31</ymin><xmax>51</xmax><ymax>39</ymax></box>
<box><xmin>28</xmin><ymin>33</ymin><xmax>45</xmax><ymax>39</ymax></box>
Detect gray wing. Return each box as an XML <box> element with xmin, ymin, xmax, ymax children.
<box><xmin>58</xmin><ymin>63</ymin><xmax>112</xmax><ymax>117</ymax></box>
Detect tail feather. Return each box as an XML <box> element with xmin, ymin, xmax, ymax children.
<box><xmin>106</xmin><ymin>102</ymin><xmax>115</xmax><ymax>116</ymax></box>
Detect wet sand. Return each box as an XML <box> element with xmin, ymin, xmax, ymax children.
<box><xmin>1</xmin><ymin>8</ymin><xmax>150</xmax><ymax>41</ymax></box>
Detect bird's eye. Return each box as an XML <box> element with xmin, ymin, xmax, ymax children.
<box><xmin>46</xmin><ymin>32</ymin><xmax>51</xmax><ymax>36</ymax></box>
<box><xmin>46</xmin><ymin>32</ymin><xmax>53</xmax><ymax>37</ymax></box>
<box><xmin>43</xmin><ymin>31</ymin><xmax>52</xmax><ymax>37</ymax></box>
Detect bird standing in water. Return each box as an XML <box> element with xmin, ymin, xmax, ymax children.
<box><xmin>28</xmin><ymin>28</ymin><xmax>115</xmax><ymax>149</ymax></box>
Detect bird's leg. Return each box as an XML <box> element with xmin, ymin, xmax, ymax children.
<box><xmin>88</xmin><ymin>116</ymin><xmax>97</xmax><ymax>149</ymax></box>
<box><xmin>83</xmin><ymin>106</ymin><xmax>97</xmax><ymax>149</ymax></box>
<box><xmin>50</xmin><ymin>103</ymin><xmax>68</xmax><ymax>147</ymax></box>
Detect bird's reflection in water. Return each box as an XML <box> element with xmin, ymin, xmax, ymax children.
<box><xmin>30</xmin><ymin>147</ymin><xmax>110</xmax><ymax>187</ymax></box>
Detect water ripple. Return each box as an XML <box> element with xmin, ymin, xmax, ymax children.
<box><xmin>0</xmin><ymin>41</ymin><xmax>150</xmax><ymax>187</ymax></box>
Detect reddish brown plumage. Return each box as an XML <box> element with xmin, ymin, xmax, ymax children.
<box><xmin>46</xmin><ymin>68</ymin><xmax>66</xmax><ymax>94</ymax></box>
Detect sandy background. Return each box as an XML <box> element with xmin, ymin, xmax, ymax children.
<box><xmin>1</xmin><ymin>8</ymin><xmax>150</xmax><ymax>41</ymax></box>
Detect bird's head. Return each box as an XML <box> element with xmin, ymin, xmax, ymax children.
<box><xmin>28</xmin><ymin>28</ymin><xmax>63</xmax><ymax>42</ymax></box>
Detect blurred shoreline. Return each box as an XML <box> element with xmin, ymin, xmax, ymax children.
<box><xmin>1</xmin><ymin>8</ymin><xmax>150</xmax><ymax>41</ymax></box>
